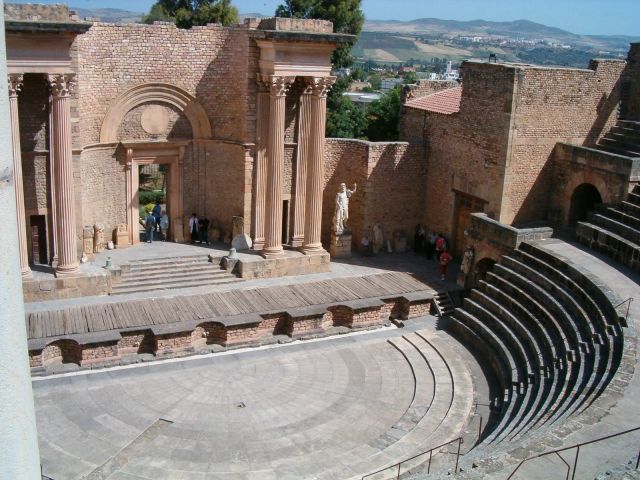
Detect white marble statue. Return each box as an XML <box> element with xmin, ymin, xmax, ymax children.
<box><xmin>333</xmin><ymin>182</ymin><xmax>357</xmax><ymax>234</ymax></box>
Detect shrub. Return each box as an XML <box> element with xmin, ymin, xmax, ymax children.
<box><xmin>139</xmin><ymin>190</ymin><xmax>165</xmax><ymax>205</ymax></box>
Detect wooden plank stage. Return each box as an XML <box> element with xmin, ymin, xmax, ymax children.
<box><xmin>27</xmin><ymin>272</ymin><xmax>432</xmax><ymax>340</ymax></box>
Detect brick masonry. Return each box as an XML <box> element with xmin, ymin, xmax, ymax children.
<box><xmin>28</xmin><ymin>295</ymin><xmax>430</xmax><ymax>371</ymax></box>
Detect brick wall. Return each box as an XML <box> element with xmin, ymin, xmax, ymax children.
<box><xmin>323</xmin><ymin>139</ymin><xmax>425</xmax><ymax>248</ymax></box>
<box><xmin>77</xmin><ymin>23</ymin><xmax>254</xmax><ymax>146</ymax></box>
<box><xmin>502</xmin><ymin>60</ymin><xmax>625</xmax><ymax>224</ymax></box>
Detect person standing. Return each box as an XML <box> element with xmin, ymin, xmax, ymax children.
<box><xmin>439</xmin><ymin>249</ymin><xmax>453</xmax><ymax>281</ymax></box>
<box><xmin>152</xmin><ymin>202</ymin><xmax>162</xmax><ymax>232</ymax></box>
<box><xmin>435</xmin><ymin>233</ymin><xmax>446</xmax><ymax>261</ymax></box>
<box><xmin>414</xmin><ymin>224</ymin><xmax>426</xmax><ymax>255</ymax></box>
<box><xmin>144</xmin><ymin>211</ymin><xmax>156</xmax><ymax>243</ymax></box>
<box><xmin>426</xmin><ymin>231</ymin><xmax>436</xmax><ymax>260</ymax></box>
<box><xmin>188</xmin><ymin>213</ymin><xmax>199</xmax><ymax>243</ymax></box>
<box><xmin>200</xmin><ymin>217</ymin><xmax>210</xmax><ymax>245</ymax></box>
<box><xmin>160</xmin><ymin>210</ymin><xmax>169</xmax><ymax>241</ymax></box>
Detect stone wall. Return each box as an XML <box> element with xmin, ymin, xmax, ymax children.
<box><xmin>117</xmin><ymin>104</ymin><xmax>192</xmax><ymax>141</ymax></box>
<box><xmin>622</xmin><ymin>43</ymin><xmax>640</xmax><ymax>121</ymax></box>
<box><xmin>77</xmin><ymin>22</ymin><xmax>256</xmax><ymax>146</ymax></box>
<box><xmin>549</xmin><ymin>143</ymin><xmax>640</xmax><ymax>226</ymax></box>
<box><xmin>323</xmin><ymin>139</ymin><xmax>425</xmax><ymax>249</ymax></box>
<box><xmin>501</xmin><ymin>59</ymin><xmax>625</xmax><ymax>224</ymax></box>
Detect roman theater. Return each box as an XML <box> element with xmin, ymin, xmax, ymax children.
<box><xmin>2</xmin><ymin>3</ymin><xmax>640</xmax><ymax>479</ymax></box>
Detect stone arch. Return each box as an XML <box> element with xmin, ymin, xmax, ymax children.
<box><xmin>471</xmin><ymin>257</ymin><xmax>497</xmax><ymax>288</ymax></box>
<box><xmin>100</xmin><ymin>83</ymin><xmax>212</xmax><ymax>143</ymax></box>
<box><xmin>42</xmin><ymin>339</ymin><xmax>82</xmax><ymax>366</ymax></box>
<box><xmin>191</xmin><ymin>321</ymin><xmax>227</xmax><ymax>347</ymax></box>
<box><xmin>568</xmin><ymin>183</ymin><xmax>603</xmax><ymax>227</ymax></box>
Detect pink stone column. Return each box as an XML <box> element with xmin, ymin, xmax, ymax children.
<box><xmin>291</xmin><ymin>84</ymin><xmax>312</xmax><ymax>247</ymax></box>
<box><xmin>263</xmin><ymin>75</ymin><xmax>294</xmax><ymax>257</ymax></box>
<box><xmin>7</xmin><ymin>74</ymin><xmax>31</xmax><ymax>278</ymax></box>
<box><xmin>48</xmin><ymin>74</ymin><xmax>80</xmax><ymax>276</ymax></box>
<box><xmin>253</xmin><ymin>76</ymin><xmax>270</xmax><ymax>251</ymax></box>
<box><xmin>303</xmin><ymin>76</ymin><xmax>335</xmax><ymax>254</ymax></box>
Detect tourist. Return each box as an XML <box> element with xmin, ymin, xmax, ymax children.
<box><xmin>361</xmin><ymin>235</ymin><xmax>372</xmax><ymax>256</ymax></box>
<box><xmin>439</xmin><ymin>249</ymin><xmax>453</xmax><ymax>281</ymax></box>
<box><xmin>152</xmin><ymin>202</ymin><xmax>162</xmax><ymax>232</ymax></box>
<box><xmin>189</xmin><ymin>213</ymin><xmax>199</xmax><ymax>243</ymax></box>
<box><xmin>144</xmin><ymin>211</ymin><xmax>156</xmax><ymax>243</ymax></box>
<box><xmin>160</xmin><ymin>211</ymin><xmax>169</xmax><ymax>240</ymax></box>
<box><xmin>435</xmin><ymin>233</ymin><xmax>446</xmax><ymax>260</ymax></box>
<box><xmin>414</xmin><ymin>224</ymin><xmax>426</xmax><ymax>254</ymax></box>
<box><xmin>427</xmin><ymin>231</ymin><xmax>436</xmax><ymax>260</ymax></box>
<box><xmin>200</xmin><ymin>217</ymin><xmax>210</xmax><ymax>245</ymax></box>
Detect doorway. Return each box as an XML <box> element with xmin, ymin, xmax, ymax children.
<box><xmin>282</xmin><ymin>200</ymin><xmax>290</xmax><ymax>245</ymax></box>
<box><xmin>452</xmin><ymin>192</ymin><xmax>486</xmax><ymax>257</ymax></box>
<box><xmin>29</xmin><ymin>215</ymin><xmax>48</xmax><ymax>265</ymax></box>
<box><xmin>568</xmin><ymin>183</ymin><xmax>602</xmax><ymax>227</ymax></box>
<box><xmin>138</xmin><ymin>164</ymin><xmax>169</xmax><ymax>241</ymax></box>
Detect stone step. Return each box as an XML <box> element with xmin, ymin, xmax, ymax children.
<box><xmin>111</xmin><ymin>275</ymin><xmax>242</xmax><ymax>295</ymax></box>
<box><xmin>599</xmin><ymin>136</ymin><xmax>640</xmax><ymax>154</ymax></box>
<box><xmin>594</xmin><ymin>142</ymin><xmax>640</xmax><ymax>158</ymax></box>
<box><xmin>588</xmin><ymin>212</ymin><xmax>640</xmax><ymax>244</ymax></box>
<box><xmin>628</xmin><ymin>192</ymin><xmax>640</xmax><ymax>206</ymax></box>
<box><xmin>117</xmin><ymin>269</ymin><xmax>233</xmax><ymax>287</ymax></box>
<box><xmin>433</xmin><ymin>291</ymin><xmax>455</xmax><ymax>317</ymax></box>
<box><xmin>127</xmin><ymin>256</ymin><xmax>214</xmax><ymax>270</ymax></box>
<box><xmin>596</xmin><ymin>205</ymin><xmax>640</xmax><ymax>230</ymax></box>
<box><xmin>121</xmin><ymin>265</ymin><xmax>228</xmax><ymax>280</ymax></box>
<box><xmin>607</xmin><ymin>126</ymin><xmax>640</xmax><ymax>142</ymax></box>
<box><xmin>621</xmin><ymin>200</ymin><xmax>640</xmax><ymax>218</ymax></box>
<box><xmin>618</xmin><ymin>119</ymin><xmax>640</xmax><ymax>131</ymax></box>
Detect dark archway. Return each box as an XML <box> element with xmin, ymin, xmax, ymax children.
<box><xmin>568</xmin><ymin>183</ymin><xmax>602</xmax><ymax>227</ymax></box>
<box><xmin>471</xmin><ymin>257</ymin><xmax>497</xmax><ymax>288</ymax></box>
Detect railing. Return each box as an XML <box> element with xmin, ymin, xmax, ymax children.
<box><xmin>614</xmin><ymin>297</ymin><xmax>634</xmax><ymax>323</ymax></box>
<box><xmin>361</xmin><ymin>437</ymin><xmax>463</xmax><ymax>480</ymax></box>
<box><xmin>506</xmin><ymin>425</ymin><xmax>640</xmax><ymax>480</ymax></box>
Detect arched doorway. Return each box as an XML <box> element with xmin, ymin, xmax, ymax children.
<box><xmin>568</xmin><ymin>183</ymin><xmax>602</xmax><ymax>227</ymax></box>
<box><xmin>471</xmin><ymin>257</ymin><xmax>496</xmax><ymax>288</ymax></box>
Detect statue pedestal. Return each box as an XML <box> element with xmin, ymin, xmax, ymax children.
<box><xmin>330</xmin><ymin>230</ymin><xmax>352</xmax><ymax>258</ymax></box>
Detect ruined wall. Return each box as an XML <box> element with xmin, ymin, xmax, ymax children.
<box><xmin>622</xmin><ymin>43</ymin><xmax>640</xmax><ymax>121</ymax></box>
<box><xmin>502</xmin><ymin>59</ymin><xmax>625</xmax><ymax>224</ymax></box>
<box><xmin>323</xmin><ymin>139</ymin><xmax>426</xmax><ymax>248</ymax></box>
<box><xmin>77</xmin><ymin>22</ymin><xmax>256</xmax><ymax>146</ymax></box>
<box><xmin>417</xmin><ymin>62</ymin><xmax>516</xmax><ymax>237</ymax></box>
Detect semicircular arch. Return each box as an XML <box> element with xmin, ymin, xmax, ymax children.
<box><xmin>100</xmin><ymin>83</ymin><xmax>212</xmax><ymax>143</ymax></box>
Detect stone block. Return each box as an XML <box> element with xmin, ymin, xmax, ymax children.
<box><xmin>232</xmin><ymin>233</ymin><xmax>252</xmax><ymax>250</ymax></box>
<box><xmin>330</xmin><ymin>231</ymin><xmax>352</xmax><ymax>258</ymax></box>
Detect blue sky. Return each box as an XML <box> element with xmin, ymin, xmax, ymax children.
<box><xmin>7</xmin><ymin>0</ymin><xmax>640</xmax><ymax>36</ymax></box>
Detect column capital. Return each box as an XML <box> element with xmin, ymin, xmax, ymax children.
<box><xmin>7</xmin><ymin>73</ymin><xmax>24</xmax><ymax>98</ymax></box>
<box><xmin>303</xmin><ymin>76</ymin><xmax>336</xmax><ymax>98</ymax></box>
<box><xmin>260</xmin><ymin>74</ymin><xmax>295</xmax><ymax>97</ymax></box>
<box><xmin>47</xmin><ymin>73</ymin><xmax>76</xmax><ymax>98</ymax></box>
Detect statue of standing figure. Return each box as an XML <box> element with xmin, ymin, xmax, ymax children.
<box><xmin>333</xmin><ymin>182</ymin><xmax>357</xmax><ymax>234</ymax></box>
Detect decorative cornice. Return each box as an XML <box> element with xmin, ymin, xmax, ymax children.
<box><xmin>47</xmin><ymin>73</ymin><xmax>76</xmax><ymax>98</ymax></box>
<box><xmin>304</xmin><ymin>76</ymin><xmax>336</xmax><ymax>98</ymax></box>
<box><xmin>7</xmin><ymin>73</ymin><xmax>24</xmax><ymax>97</ymax></box>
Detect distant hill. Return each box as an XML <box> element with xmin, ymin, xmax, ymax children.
<box><xmin>72</xmin><ymin>7</ymin><xmax>143</xmax><ymax>23</ymax></box>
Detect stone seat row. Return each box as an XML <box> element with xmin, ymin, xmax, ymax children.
<box><xmin>28</xmin><ymin>291</ymin><xmax>433</xmax><ymax>373</ymax></box>
<box><xmin>448</xmin><ymin>241</ymin><xmax>624</xmax><ymax>448</ymax></box>
<box><xmin>596</xmin><ymin>120</ymin><xmax>640</xmax><ymax>158</ymax></box>
<box><xmin>576</xmin><ymin>184</ymin><xmax>640</xmax><ymax>273</ymax></box>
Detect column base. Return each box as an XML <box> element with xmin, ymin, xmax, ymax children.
<box><xmin>21</xmin><ymin>268</ymin><xmax>33</xmax><ymax>279</ymax></box>
<box><xmin>301</xmin><ymin>243</ymin><xmax>325</xmax><ymax>255</ymax></box>
<box><xmin>290</xmin><ymin>236</ymin><xmax>304</xmax><ymax>248</ymax></box>
<box><xmin>55</xmin><ymin>264</ymin><xmax>80</xmax><ymax>278</ymax></box>
<box><xmin>252</xmin><ymin>239</ymin><xmax>265</xmax><ymax>251</ymax></box>
<box><xmin>261</xmin><ymin>246</ymin><xmax>284</xmax><ymax>258</ymax></box>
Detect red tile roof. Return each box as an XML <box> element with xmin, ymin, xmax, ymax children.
<box><xmin>405</xmin><ymin>86</ymin><xmax>462</xmax><ymax>115</ymax></box>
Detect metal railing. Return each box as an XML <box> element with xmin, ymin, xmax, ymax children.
<box><xmin>614</xmin><ymin>297</ymin><xmax>634</xmax><ymax>323</ymax></box>
<box><xmin>506</xmin><ymin>425</ymin><xmax>640</xmax><ymax>480</ymax></box>
<box><xmin>362</xmin><ymin>437</ymin><xmax>463</xmax><ymax>480</ymax></box>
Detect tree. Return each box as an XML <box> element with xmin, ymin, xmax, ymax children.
<box><xmin>403</xmin><ymin>71</ymin><xmax>418</xmax><ymax>85</ymax></box>
<box><xmin>275</xmin><ymin>0</ymin><xmax>364</xmax><ymax>69</ymax></box>
<box><xmin>366</xmin><ymin>85</ymin><xmax>401</xmax><ymax>141</ymax></box>
<box><xmin>325</xmin><ymin>76</ymin><xmax>367</xmax><ymax>139</ymax></box>
<box><xmin>143</xmin><ymin>0</ymin><xmax>238</xmax><ymax>28</ymax></box>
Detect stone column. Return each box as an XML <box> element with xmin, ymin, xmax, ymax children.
<box><xmin>262</xmin><ymin>75</ymin><xmax>294</xmax><ymax>257</ymax></box>
<box><xmin>48</xmin><ymin>74</ymin><xmax>80</xmax><ymax>276</ymax></box>
<box><xmin>253</xmin><ymin>76</ymin><xmax>270</xmax><ymax>250</ymax></box>
<box><xmin>7</xmin><ymin>74</ymin><xmax>31</xmax><ymax>277</ymax></box>
<box><xmin>291</xmin><ymin>83</ymin><xmax>312</xmax><ymax>247</ymax></box>
<box><xmin>303</xmin><ymin>76</ymin><xmax>335</xmax><ymax>254</ymax></box>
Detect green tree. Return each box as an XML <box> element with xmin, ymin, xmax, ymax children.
<box><xmin>366</xmin><ymin>85</ymin><xmax>401</xmax><ymax>141</ymax></box>
<box><xmin>143</xmin><ymin>0</ymin><xmax>238</xmax><ymax>28</ymax></box>
<box><xmin>368</xmin><ymin>73</ymin><xmax>382</xmax><ymax>91</ymax></box>
<box><xmin>275</xmin><ymin>0</ymin><xmax>364</xmax><ymax>69</ymax></box>
<box><xmin>325</xmin><ymin>76</ymin><xmax>367</xmax><ymax>139</ymax></box>
<box><xmin>403</xmin><ymin>71</ymin><xmax>417</xmax><ymax>84</ymax></box>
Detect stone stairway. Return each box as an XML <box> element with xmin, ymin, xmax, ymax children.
<box><xmin>432</xmin><ymin>291</ymin><xmax>455</xmax><ymax>317</ymax></box>
<box><xmin>576</xmin><ymin>184</ymin><xmax>640</xmax><ymax>273</ymax></box>
<box><xmin>111</xmin><ymin>254</ymin><xmax>241</xmax><ymax>295</ymax></box>
<box><xmin>447</xmin><ymin>240</ymin><xmax>625</xmax><ymax>448</ymax></box>
<box><xmin>596</xmin><ymin>120</ymin><xmax>640</xmax><ymax>158</ymax></box>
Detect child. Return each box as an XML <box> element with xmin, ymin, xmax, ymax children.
<box><xmin>439</xmin><ymin>249</ymin><xmax>453</xmax><ymax>281</ymax></box>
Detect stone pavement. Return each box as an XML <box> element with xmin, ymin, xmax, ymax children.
<box><xmin>33</xmin><ymin>318</ymin><xmax>475</xmax><ymax>480</ymax></box>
